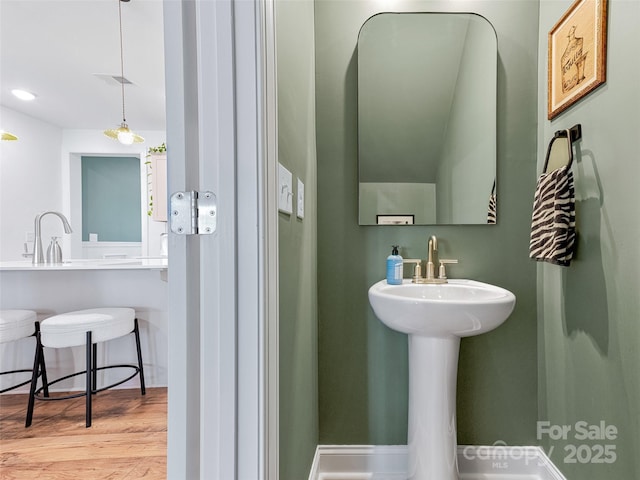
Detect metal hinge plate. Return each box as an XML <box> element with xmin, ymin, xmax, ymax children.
<box><xmin>170</xmin><ymin>191</ymin><xmax>217</xmax><ymax>235</ymax></box>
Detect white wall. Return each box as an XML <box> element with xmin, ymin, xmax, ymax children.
<box><xmin>0</xmin><ymin>107</ymin><xmax>63</xmax><ymax>260</ymax></box>
<box><xmin>0</xmin><ymin>112</ymin><xmax>167</xmax><ymax>261</ymax></box>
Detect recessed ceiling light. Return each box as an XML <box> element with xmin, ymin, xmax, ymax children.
<box><xmin>11</xmin><ymin>89</ymin><xmax>36</xmax><ymax>101</ymax></box>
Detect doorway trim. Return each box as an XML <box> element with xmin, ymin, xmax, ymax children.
<box><xmin>260</xmin><ymin>0</ymin><xmax>280</xmax><ymax>478</ymax></box>
<box><xmin>164</xmin><ymin>0</ymin><xmax>278</xmax><ymax>478</ymax></box>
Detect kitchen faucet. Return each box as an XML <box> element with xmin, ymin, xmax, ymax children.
<box><xmin>32</xmin><ymin>211</ymin><xmax>73</xmax><ymax>265</ymax></box>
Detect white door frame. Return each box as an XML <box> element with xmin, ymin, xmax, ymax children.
<box><xmin>164</xmin><ymin>0</ymin><xmax>279</xmax><ymax>479</ymax></box>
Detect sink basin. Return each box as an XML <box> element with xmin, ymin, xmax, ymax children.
<box><xmin>368</xmin><ymin>279</ymin><xmax>516</xmax><ymax>337</ymax></box>
<box><xmin>368</xmin><ymin>278</ymin><xmax>516</xmax><ymax>479</ymax></box>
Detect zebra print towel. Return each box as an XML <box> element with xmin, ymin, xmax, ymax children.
<box><xmin>487</xmin><ymin>191</ymin><xmax>497</xmax><ymax>224</ymax></box>
<box><xmin>529</xmin><ymin>166</ymin><xmax>576</xmax><ymax>266</ymax></box>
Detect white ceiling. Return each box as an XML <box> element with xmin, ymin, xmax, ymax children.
<box><xmin>0</xmin><ymin>0</ymin><xmax>165</xmax><ymax>131</ymax></box>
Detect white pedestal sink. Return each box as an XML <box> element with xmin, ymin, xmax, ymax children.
<box><xmin>368</xmin><ymin>279</ymin><xmax>516</xmax><ymax>480</ymax></box>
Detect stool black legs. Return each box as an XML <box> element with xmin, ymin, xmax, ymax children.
<box><xmin>25</xmin><ymin>319</ymin><xmax>146</xmax><ymax>428</ymax></box>
<box><xmin>134</xmin><ymin>318</ymin><xmax>146</xmax><ymax>396</ymax></box>
<box><xmin>92</xmin><ymin>342</ymin><xmax>98</xmax><ymax>392</ymax></box>
<box><xmin>86</xmin><ymin>331</ymin><xmax>92</xmax><ymax>428</ymax></box>
<box><xmin>36</xmin><ymin>322</ymin><xmax>49</xmax><ymax>398</ymax></box>
<box><xmin>25</xmin><ymin>329</ymin><xmax>44</xmax><ymax>427</ymax></box>
<box><xmin>1</xmin><ymin>321</ymin><xmax>48</xmax><ymax>395</ymax></box>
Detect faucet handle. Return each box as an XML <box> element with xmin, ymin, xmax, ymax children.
<box><xmin>402</xmin><ymin>258</ymin><xmax>422</xmax><ymax>281</ymax></box>
<box><xmin>402</xmin><ymin>258</ymin><xmax>422</xmax><ymax>264</ymax></box>
<box><xmin>22</xmin><ymin>242</ymin><xmax>34</xmax><ymax>259</ymax></box>
<box><xmin>438</xmin><ymin>259</ymin><xmax>458</xmax><ymax>280</ymax></box>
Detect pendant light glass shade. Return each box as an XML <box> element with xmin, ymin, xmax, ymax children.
<box><xmin>1</xmin><ymin>130</ymin><xmax>18</xmax><ymax>141</ymax></box>
<box><xmin>104</xmin><ymin>0</ymin><xmax>144</xmax><ymax>145</ymax></box>
<box><xmin>104</xmin><ymin>123</ymin><xmax>144</xmax><ymax>144</ymax></box>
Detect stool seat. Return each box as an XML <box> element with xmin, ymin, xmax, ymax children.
<box><xmin>0</xmin><ymin>310</ymin><xmax>37</xmax><ymax>344</ymax></box>
<box><xmin>41</xmin><ymin>308</ymin><xmax>135</xmax><ymax>348</ymax></box>
<box><xmin>0</xmin><ymin>310</ymin><xmax>47</xmax><ymax>396</ymax></box>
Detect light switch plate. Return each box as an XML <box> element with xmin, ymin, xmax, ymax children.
<box><xmin>278</xmin><ymin>163</ymin><xmax>293</xmax><ymax>214</ymax></box>
<box><xmin>297</xmin><ymin>178</ymin><xmax>304</xmax><ymax>219</ymax></box>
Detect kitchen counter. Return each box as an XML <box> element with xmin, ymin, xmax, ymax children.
<box><xmin>0</xmin><ymin>258</ymin><xmax>169</xmax><ymax>390</ymax></box>
<box><xmin>0</xmin><ymin>257</ymin><xmax>167</xmax><ymax>271</ymax></box>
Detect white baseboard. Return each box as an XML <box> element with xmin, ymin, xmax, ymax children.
<box><xmin>309</xmin><ymin>445</ymin><xmax>566</xmax><ymax>480</ymax></box>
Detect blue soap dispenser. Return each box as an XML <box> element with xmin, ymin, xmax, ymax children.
<box><xmin>386</xmin><ymin>245</ymin><xmax>403</xmax><ymax>285</ymax></box>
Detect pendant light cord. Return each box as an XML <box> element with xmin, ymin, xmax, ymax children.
<box><xmin>118</xmin><ymin>0</ymin><xmax>126</xmax><ymax>123</ymax></box>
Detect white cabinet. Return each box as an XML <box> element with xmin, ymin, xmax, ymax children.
<box><xmin>149</xmin><ymin>153</ymin><xmax>168</xmax><ymax>222</ymax></box>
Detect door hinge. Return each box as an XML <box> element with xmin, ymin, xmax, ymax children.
<box><xmin>169</xmin><ymin>191</ymin><xmax>217</xmax><ymax>235</ymax></box>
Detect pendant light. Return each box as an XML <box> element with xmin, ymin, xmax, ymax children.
<box><xmin>1</xmin><ymin>131</ymin><xmax>18</xmax><ymax>141</ymax></box>
<box><xmin>104</xmin><ymin>0</ymin><xmax>144</xmax><ymax>145</ymax></box>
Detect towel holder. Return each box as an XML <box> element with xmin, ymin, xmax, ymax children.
<box><xmin>543</xmin><ymin>124</ymin><xmax>582</xmax><ymax>174</ymax></box>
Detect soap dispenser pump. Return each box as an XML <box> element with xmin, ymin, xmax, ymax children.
<box><xmin>386</xmin><ymin>245</ymin><xmax>403</xmax><ymax>285</ymax></box>
<box><xmin>46</xmin><ymin>236</ymin><xmax>63</xmax><ymax>264</ymax></box>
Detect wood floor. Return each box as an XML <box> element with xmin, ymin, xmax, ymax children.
<box><xmin>0</xmin><ymin>387</ymin><xmax>167</xmax><ymax>479</ymax></box>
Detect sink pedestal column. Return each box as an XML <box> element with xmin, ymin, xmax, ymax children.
<box><xmin>407</xmin><ymin>335</ymin><xmax>460</xmax><ymax>480</ymax></box>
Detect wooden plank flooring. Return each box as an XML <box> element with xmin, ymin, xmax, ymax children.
<box><xmin>0</xmin><ymin>388</ymin><xmax>166</xmax><ymax>479</ymax></box>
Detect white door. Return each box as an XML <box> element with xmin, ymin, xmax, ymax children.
<box><xmin>163</xmin><ymin>1</ymin><xmax>278</xmax><ymax>479</ymax></box>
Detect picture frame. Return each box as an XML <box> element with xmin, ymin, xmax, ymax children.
<box><xmin>376</xmin><ymin>214</ymin><xmax>414</xmax><ymax>225</ymax></box>
<box><xmin>547</xmin><ymin>0</ymin><xmax>608</xmax><ymax>120</ymax></box>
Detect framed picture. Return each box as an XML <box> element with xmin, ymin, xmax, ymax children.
<box><xmin>376</xmin><ymin>215</ymin><xmax>414</xmax><ymax>225</ymax></box>
<box><xmin>547</xmin><ymin>0</ymin><xmax>608</xmax><ymax>120</ymax></box>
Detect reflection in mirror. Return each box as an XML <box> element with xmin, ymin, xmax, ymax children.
<box><xmin>358</xmin><ymin>13</ymin><xmax>497</xmax><ymax>225</ymax></box>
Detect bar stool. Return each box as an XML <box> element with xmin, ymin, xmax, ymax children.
<box><xmin>26</xmin><ymin>307</ymin><xmax>146</xmax><ymax>428</ymax></box>
<box><xmin>0</xmin><ymin>310</ymin><xmax>48</xmax><ymax>394</ymax></box>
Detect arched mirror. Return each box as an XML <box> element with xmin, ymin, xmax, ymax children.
<box><xmin>357</xmin><ymin>13</ymin><xmax>498</xmax><ymax>225</ymax></box>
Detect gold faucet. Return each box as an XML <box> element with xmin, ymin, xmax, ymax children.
<box><xmin>426</xmin><ymin>235</ymin><xmax>438</xmax><ymax>281</ymax></box>
<box><xmin>410</xmin><ymin>235</ymin><xmax>458</xmax><ymax>284</ymax></box>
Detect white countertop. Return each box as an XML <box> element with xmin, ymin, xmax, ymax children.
<box><xmin>0</xmin><ymin>257</ymin><xmax>168</xmax><ymax>271</ymax></box>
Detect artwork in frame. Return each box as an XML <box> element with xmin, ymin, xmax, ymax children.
<box><xmin>548</xmin><ymin>0</ymin><xmax>608</xmax><ymax>120</ymax></box>
<box><xmin>376</xmin><ymin>215</ymin><xmax>414</xmax><ymax>225</ymax></box>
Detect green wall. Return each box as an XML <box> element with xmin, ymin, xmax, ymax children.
<box><xmin>276</xmin><ymin>0</ymin><xmax>319</xmax><ymax>479</ymax></box>
<box><xmin>316</xmin><ymin>0</ymin><xmax>540</xmax><ymax>446</ymax></box>
<box><xmin>537</xmin><ymin>0</ymin><xmax>640</xmax><ymax>478</ymax></box>
<box><xmin>359</xmin><ymin>182</ymin><xmax>436</xmax><ymax>225</ymax></box>
<box><xmin>437</xmin><ymin>16</ymin><xmax>497</xmax><ymax>224</ymax></box>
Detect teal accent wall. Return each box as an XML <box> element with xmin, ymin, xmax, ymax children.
<box><xmin>537</xmin><ymin>1</ymin><xmax>640</xmax><ymax>478</ymax></box>
<box><xmin>276</xmin><ymin>0</ymin><xmax>319</xmax><ymax>479</ymax></box>
<box><xmin>315</xmin><ymin>0</ymin><xmax>540</xmax><ymax>446</ymax></box>
<box><xmin>81</xmin><ymin>156</ymin><xmax>141</xmax><ymax>242</ymax></box>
